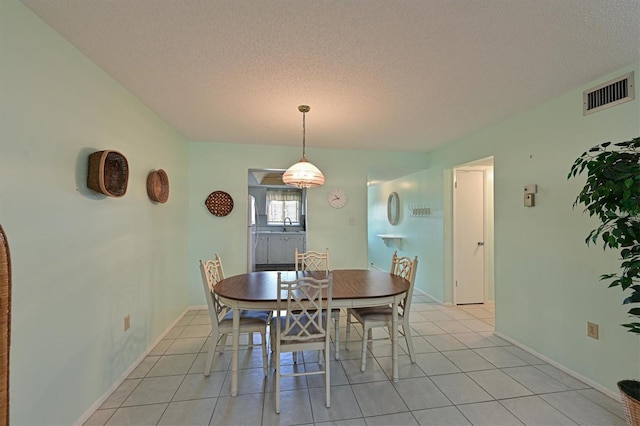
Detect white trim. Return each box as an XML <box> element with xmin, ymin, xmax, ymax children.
<box><xmin>74</xmin><ymin>306</ymin><xmax>202</xmax><ymax>425</ymax></box>
<box><xmin>493</xmin><ymin>331</ymin><xmax>621</xmax><ymax>401</ymax></box>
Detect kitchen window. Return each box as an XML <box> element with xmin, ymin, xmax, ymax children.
<box><xmin>266</xmin><ymin>189</ymin><xmax>302</xmax><ymax>225</ymax></box>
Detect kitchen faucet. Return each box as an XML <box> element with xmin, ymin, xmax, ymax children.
<box><xmin>283</xmin><ymin>217</ymin><xmax>292</xmax><ymax>231</ymax></box>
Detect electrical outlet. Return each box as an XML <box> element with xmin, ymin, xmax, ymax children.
<box><xmin>587</xmin><ymin>321</ymin><xmax>599</xmax><ymax>339</ymax></box>
<box><xmin>124</xmin><ymin>314</ymin><xmax>131</xmax><ymax>331</ymax></box>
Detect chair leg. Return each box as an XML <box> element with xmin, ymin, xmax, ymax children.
<box><xmin>204</xmin><ymin>337</ymin><xmax>217</xmax><ymax>376</ymax></box>
<box><xmin>403</xmin><ymin>322</ymin><xmax>416</xmax><ymax>363</ymax></box>
<box><xmin>345</xmin><ymin>312</ymin><xmax>351</xmax><ymax>351</ymax></box>
<box><xmin>261</xmin><ymin>331</ymin><xmax>268</xmax><ymax>376</ymax></box>
<box><xmin>325</xmin><ymin>338</ymin><xmax>331</xmax><ymax>408</ymax></box>
<box><xmin>360</xmin><ymin>326</ymin><xmax>369</xmax><ymax>372</ymax></box>
<box><xmin>270</xmin><ymin>328</ymin><xmax>274</xmax><ymax>354</ymax></box>
<box><xmin>218</xmin><ymin>333</ymin><xmax>227</xmax><ymax>354</ymax></box>
<box><xmin>334</xmin><ymin>311</ymin><xmax>340</xmax><ymax>360</ymax></box>
<box><xmin>275</xmin><ymin>346</ymin><xmax>281</xmax><ymax>414</ymax></box>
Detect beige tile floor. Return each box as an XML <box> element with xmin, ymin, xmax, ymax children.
<box><xmin>84</xmin><ymin>296</ymin><xmax>626</xmax><ymax>425</ymax></box>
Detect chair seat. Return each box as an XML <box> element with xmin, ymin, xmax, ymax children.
<box><xmin>275</xmin><ymin>334</ymin><xmax>326</xmax><ymax>346</ymax></box>
<box><xmin>293</xmin><ymin>308</ymin><xmax>339</xmax><ymax>314</ymax></box>
<box><xmin>219</xmin><ymin>310</ymin><xmax>271</xmax><ymax>331</ymax></box>
<box><xmin>221</xmin><ymin>309</ymin><xmax>271</xmax><ymax>322</ymax></box>
<box><xmin>349</xmin><ymin>306</ymin><xmax>401</xmax><ymax>322</ymax></box>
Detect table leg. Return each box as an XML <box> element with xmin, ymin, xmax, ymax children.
<box><xmin>392</xmin><ymin>298</ymin><xmax>399</xmax><ymax>382</ymax></box>
<box><xmin>231</xmin><ymin>307</ymin><xmax>239</xmax><ymax>396</ymax></box>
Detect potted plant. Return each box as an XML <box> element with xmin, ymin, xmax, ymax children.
<box><xmin>569</xmin><ymin>136</ymin><xmax>640</xmax><ymax>425</ymax></box>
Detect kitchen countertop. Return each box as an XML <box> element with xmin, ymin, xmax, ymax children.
<box><xmin>258</xmin><ymin>230</ymin><xmax>306</xmax><ymax>235</ymax></box>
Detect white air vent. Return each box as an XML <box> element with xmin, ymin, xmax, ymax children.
<box><xmin>583</xmin><ymin>71</ymin><xmax>634</xmax><ymax>115</ymax></box>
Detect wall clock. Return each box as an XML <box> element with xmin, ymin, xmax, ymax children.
<box><xmin>328</xmin><ymin>188</ymin><xmax>348</xmax><ymax>209</ymax></box>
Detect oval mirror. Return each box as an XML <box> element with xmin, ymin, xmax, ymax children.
<box><xmin>387</xmin><ymin>192</ymin><xmax>400</xmax><ymax>225</ymax></box>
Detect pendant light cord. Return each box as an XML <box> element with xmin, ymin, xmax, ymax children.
<box><xmin>302</xmin><ymin>111</ymin><xmax>306</xmax><ymax>159</ymax></box>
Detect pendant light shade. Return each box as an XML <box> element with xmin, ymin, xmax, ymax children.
<box><xmin>283</xmin><ymin>158</ymin><xmax>325</xmax><ymax>188</ymax></box>
<box><xmin>283</xmin><ymin>105</ymin><xmax>325</xmax><ymax>189</ymax></box>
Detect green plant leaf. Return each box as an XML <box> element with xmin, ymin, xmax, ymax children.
<box><xmin>569</xmin><ymin>137</ymin><xmax>640</xmax><ymax>334</ymax></box>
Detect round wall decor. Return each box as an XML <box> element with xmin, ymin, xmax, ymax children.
<box><xmin>205</xmin><ymin>191</ymin><xmax>234</xmax><ymax>217</ymax></box>
<box><xmin>146</xmin><ymin>169</ymin><xmax>169</xmax><ymax>203</ymax></box>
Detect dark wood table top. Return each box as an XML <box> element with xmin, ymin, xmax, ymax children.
<box><xmin>215</xmin><ymin>269</ymin><xmax>409</xmax><ymax>303</ymax></box>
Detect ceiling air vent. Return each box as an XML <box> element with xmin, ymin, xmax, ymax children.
<box><xmin>583</xmin><ymin>71</ymin><xmax>634</xmax><ymax>115</ymax></box>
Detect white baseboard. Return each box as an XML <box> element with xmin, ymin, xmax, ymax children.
<box><xmin>493</xmin><ymin>331</ymin><xmax>620</xmax><ymax>401</ymax></box>
<box><xmin>74</xmin><ymin>306</ymin><xmax>201</xmax><ymax>425</ymax></box>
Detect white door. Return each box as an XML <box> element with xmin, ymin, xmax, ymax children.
<box><xmin>454</xmin><ymin>170</ymin><xmax>485</xmax><ymax>304</ymax></box>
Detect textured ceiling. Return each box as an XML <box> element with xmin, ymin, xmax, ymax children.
<box><xmin>21</xmin><ymin>0</ymin><xmax>640</xmax><ymax>152</ymax></box>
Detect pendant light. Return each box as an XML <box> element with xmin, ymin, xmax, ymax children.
<box><xmin>283</xmin><ymin>105</ymin><xmax>325</xmax><ymax>188</ymax></box>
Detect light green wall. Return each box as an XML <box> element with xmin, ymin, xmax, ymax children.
<box><xmin>187</xmin><ymin>142</ymin><xmax>428</xmax><ymax>304</ymax></box>
<box><xmin>367</xmin><ymin>171</ymin><xmax>445</xmax><ymax>300</ymax></box>
<box><xmin>1</xmin><ymin>1</ymin><xmax>189</xmax><ymax>424</ymax></box>
<box><xmin>419</xmin><ymin>63</ymin><xmax>640</xmax><ymax>394</ymax></box>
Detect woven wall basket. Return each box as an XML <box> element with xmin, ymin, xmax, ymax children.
<box><xmin>147</xmin><ymin>169</ymin><xmax>169</xmax><ymax>203</ymax></box>
<box><xmin>0</xmin><ymin>225</ymin><xmax>11</xmax><ymax>426</ymax></box>
<box><xmin>87</xmin><ymin>150</ymin><xmax>129</xmax><ymax>197</ymax></box>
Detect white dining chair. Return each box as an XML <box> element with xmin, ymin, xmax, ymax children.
<box><xmin>199</xmin><ymin>254</ymin><xmax>270</xmax><ymax>376</ymax></box>
<box><xmin>294</xmin><ymin>248</ymin><xmax>341</xmax><ymax>360</ymax></box>
<box><xmin>345</xmin><ymin>251</ymin><xmax>418</xmax><ymax>372</ymax></box>
<box><xmin>272</xmin><ymin>271</ymin><xmax>333</xmax><ymax>413</ymax></box>
<box><xmin>211</xmin><ymin>252</ymin><xmax>262</xmax><ymax>344</ymax></box>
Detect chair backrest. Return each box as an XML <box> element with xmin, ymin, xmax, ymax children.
<box><xmin>215</xmin><ymin>252</ymin><xmax>226</xmax><ymax>280</ymax></box>
<box><xmin>276</xmin><ymin>271</ymin><xmax>333</xmax><ymax>343</ymax></box>
<box><xmin>199</xmin><ymin>253</ymin><xmax>226</xmax><ymax>329</ymax></box>
<box><xmin>295</xmin><ymin>248</ymin><xmax>330</xmax><ymax>272</ymax></box>
<box><xmin>389</xmin><ymin>251</ymin><xmax>418</xmax><ymax>316</ymax></box>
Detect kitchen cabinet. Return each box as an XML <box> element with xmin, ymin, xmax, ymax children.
<box><xmin>268</xmin><ymin>234</ymin><xmax>305</xmax><ymax>264</ymax></box>
<box><xmin>256</xmin><ymin>233</ymin><xmax>305</xmax><ymax>265</ymax></box>
<box><xmin>255</xmin><ymin>235</ymin><xmax>268</xmax><ymax>264</ymax></box>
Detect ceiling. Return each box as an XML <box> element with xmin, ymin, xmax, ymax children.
<box><xmin>22</xmin><ymin>0</ymin><xmax>640</xmax><ymax>153</ymax></box>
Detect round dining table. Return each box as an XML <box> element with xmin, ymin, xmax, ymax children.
<box><xmin>215</xmin><ymin>269</ymin><xmax>410</xmax><ymax>396</ymax></box>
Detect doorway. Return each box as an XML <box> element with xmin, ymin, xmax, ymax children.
<box><xmin>247</xmin><ymin>169</ymin><xmax>307</xmax><ymax>272</ymax></box>
<box><xmin>452</xmin><ymin>158</ymin><xmax>494</xmax><ymax>305</ymax></box>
